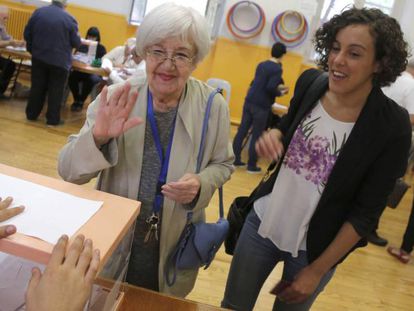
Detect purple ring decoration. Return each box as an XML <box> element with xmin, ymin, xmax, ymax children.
<box><xmin>230</xmin><ymin>1</ymin><xmax>264</xmax><ymax>34</ymax></box>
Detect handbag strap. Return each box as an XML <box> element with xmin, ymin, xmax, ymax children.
<box><xmin>165</xmin><ymin>224</ymin><xmax>193</xmax><ymax>286</ymax></box>
<box><xmin>165</xmin><ymin>88</ymin><xmax>224</xmax><ymax>287</ymax></box>
<box><xmin>194</xmin><ymin>88</ymin><xmax>224</xmax><ymax>218</ymax></box>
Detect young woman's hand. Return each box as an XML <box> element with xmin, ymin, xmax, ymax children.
<box><xmin>255</xmin><ymin>129</ymin><xmax>284</xmax><ymax>162</ymax></box>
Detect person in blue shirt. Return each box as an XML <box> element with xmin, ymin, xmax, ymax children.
<box><xmin>24</xmin><ymin>0</ymin><xmax>81</xmax><ymax>126</ymax></box>
<box><xmin>232</xmin><ymin>42</ymin><xmax>288</xmax><ymax>173</ymax></box>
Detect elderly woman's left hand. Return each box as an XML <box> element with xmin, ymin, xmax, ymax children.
<box><xmin>161</xmin><ymin>173</ymin><xmax>201</xmax><ymax>204</ymax></box>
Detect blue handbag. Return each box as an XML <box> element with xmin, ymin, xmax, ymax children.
<box><xmin>165</xmin><ymin>88</ymin><xmax>229</xmax><ymax>286</ymax></box>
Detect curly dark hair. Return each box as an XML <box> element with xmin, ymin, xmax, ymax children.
<box><xmin>313</xmin><ymin>7</ymin><xmax>408</xmax><ymax>87</ymax></box>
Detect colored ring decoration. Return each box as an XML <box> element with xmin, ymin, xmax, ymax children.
<box><xmin>230</xmin><ymin>1</ymin><xmax>263</xmax><ymax>33</ymax></box>
<box><xmin>280</xmin><ymin>11</ymin><xmax>304</xmax><ymax>35</ymax></box>
<box><xmin>271</xmin><ymin>11</ymin><xmax>309</xmax><ymax>49</ymax></box>
<box><xmin>226</xmin><ymin>1</ymin><xmax>266</xmax><ymax>40</ymax></box>
<box><xmin>273</xmin><ymin>13</ymin><xmax>304</xmax><ymax>43</ymax></box>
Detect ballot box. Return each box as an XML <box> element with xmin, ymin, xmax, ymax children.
<box><xmin>0</xmin><ymin>164</ymin><xmax>140</xmax><ymax>310</ymax></box>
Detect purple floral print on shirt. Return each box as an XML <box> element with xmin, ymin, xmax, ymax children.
<box><xmin>283</xmin><ymin>113</ymin><xmax>347</xmax><ymax>192</ymax></box>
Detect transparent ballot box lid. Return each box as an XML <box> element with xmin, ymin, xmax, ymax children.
<box><xmin>0</xmin><ymin>164</ymin><xmax>140</xmax><ymax>310</ymax></box>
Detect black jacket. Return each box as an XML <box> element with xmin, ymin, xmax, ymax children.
<box><xmin>252</xmin><ymin>69</ymin><xmax>412</xmax><ymax>265</ymax></box>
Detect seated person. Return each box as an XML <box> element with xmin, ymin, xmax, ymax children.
<box><xmin>0</xmin><ymin>196</ymin><xmax>100</xmax><ymax>311</ymax></box>
<box><xmin>101</xmin><ymin>37</ymin><xmax>145</xmax><ymax>84</ymax></box>
<box><xmin>69</xmin><ymin>26</ymin><xmax>107</xmax><ymax>112</ymax></box>
<box><xmin>0</xmin><ymin>5</ymin><xmax>25</xmax><ymax>97</ymax></box>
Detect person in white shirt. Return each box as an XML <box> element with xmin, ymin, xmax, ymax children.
<box><xmin>101</xmin><ymin>38</ymin><xmax>146</xmax><ymax>84</ymax></box>
<box><xmin>382</xmin><ymin>58</ymin><xmax>414</xmax><ymax>125</ymax></box>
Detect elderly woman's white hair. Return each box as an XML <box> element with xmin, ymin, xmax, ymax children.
<box><xmin>136</xmin><ymin>3</ymin><xmax>210</xmax><ymax>64</ymax></box>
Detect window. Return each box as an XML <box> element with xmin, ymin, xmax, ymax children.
<box><xmin>310</xmin><ymin>0</ymin><xmax>395</xmax><ymax>61</ymax></box>
<box><xmin>321</xmin><ymin>0</ymin><xmax>355</xmax><ymax>23</ymax></box>
<box><xmin>364</xmin><ymin>0</ymin><xmax>395</xmax><ymax>14</ymax></box>
<box><xmin>129</xmin><ymin>0</ymin><xmax>225</xmax><ymax>39</ymax></box>
<box><xmin>321</xmin><ymin>0</ymin><xmax>395</xmax><ymax>23</ymax></box>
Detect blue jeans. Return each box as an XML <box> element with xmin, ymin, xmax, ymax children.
<box><xmin>222</xmin><ymin>210</ymin><xmax>335</xmax><ymax>311</ymax></box>
<box><xmin>232</xmin><ymin>103</ymin><xmax>269</xmax><ymax>168</ymax></box>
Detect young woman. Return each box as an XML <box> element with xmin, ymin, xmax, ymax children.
<box><xmin>223</xmin><ymin>7</ymin><xmax>411</xmax><ymax>311</ymax></box>
<box><xmin>68</xmin><ymin>26</ymin><xmax>107</xmax><ymax>112</ymax></box>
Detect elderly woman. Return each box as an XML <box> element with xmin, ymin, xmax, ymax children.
<box><xmin>58</xmin><ymin>3</ymin><xmax>234</xmax><ymax>297</ymax></box>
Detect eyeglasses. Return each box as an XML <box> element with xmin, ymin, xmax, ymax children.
<box><xmin>146</xmin><ymin>49</ymin><xmax>194</xmax><ymax>68</ymax></box>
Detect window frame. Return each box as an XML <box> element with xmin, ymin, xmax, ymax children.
<box><xmin>128</xmin><ymin>0</ymin><xmax>225</xmax><ymax>40</ymax></box>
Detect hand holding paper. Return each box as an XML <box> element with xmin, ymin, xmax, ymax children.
<box><xmin>0</xmin><ymin>196</ymin><xmax>25</xmax><ymax>239</ymax></box>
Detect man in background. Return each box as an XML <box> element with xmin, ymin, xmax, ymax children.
<box><xmin>0</xmin><ymin>5</ymin><xmax>25</xmax><ymax>97</ymax></box>
<box><xmin>367</xmin><ymin>58</ymin><xmax>414</xmax><ymax>246</ymax></box>
<box><xmin>24</xmin><ymin>0</ymin><xmax>81</xmax><ymax>126</ymax></box>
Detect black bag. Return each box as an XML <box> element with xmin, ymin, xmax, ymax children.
<box><xmin>387</xmin><ymin>178</ymin><xmax>410</xmax><ymax>209</ymax></box>
<box><xmin>224</xmin><ymin>196</ymin><xmax>252</xmax><ymax>255</ymax></box>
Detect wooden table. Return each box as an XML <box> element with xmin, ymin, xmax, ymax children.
<box><xmin>0</xmin><ymin>48</ymin><xmax>108</xmax><ymax>76</ymax></box>
<box><xmin>119</xmin><ymin>284</ymin><xmax>224</xmax><ymax>311</ymax></box>
<box><xmin>72</xmin><ymin>60</ymin><xmax>108</xmax><ymax>77</ymax></box>
<box><xmin>0</xmin><ymin>48</ymin><xmax>108</xmax><ymax>98</ymax></box>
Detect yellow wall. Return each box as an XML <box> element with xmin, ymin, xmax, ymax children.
<box><xmin>0</xmin><ymin>0</ymin><xmax>136</xmax><ymax>50</ymax></box>
<box><xmin>193</xmin><ymin>37</ymin><xmax>305</xmax><ymax>124</ymax></box>
<box><xmin>1</xmin><ymin>0</ymin><xmax>314</xmax><ymax>124</ymax></box>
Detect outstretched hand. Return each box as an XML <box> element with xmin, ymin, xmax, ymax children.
<box><xmin>26</xmin><ymin>235</ymin><xmax>100</xmax><ymax>311</ymax></box>
<box><xmin>92</xmin><ymin>82</ymin><xmax>143</xmax><ymax>147</ymax></box>
<box><xmin>0</xmin><ymin>196</ymin><xmax>25</xmax><ymax>239</ymax></box>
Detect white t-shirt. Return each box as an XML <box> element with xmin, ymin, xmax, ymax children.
<box><xmin>254</xmin><ymin>101</ymin><xmax>354</xmax><ymax>257</ymax></box>
<box><xmin>382</xmin><ymin>71</ymin><xmax>414</xmax><ymax>114</ymax></box>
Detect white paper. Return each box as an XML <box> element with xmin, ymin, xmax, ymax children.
<box><xmin>0</xmin><ymin>252</ymin><xmax>45</xmax><ymax>311</ymax></box>
<box><xmin>272</xmin><ymin>102</ymin><xmax>288</xmax><ymax>111</ymax></box>
<box><xmin>5</xmin><ymin>46</ymin><xmax>27</xmax><ymax>52</ymax></box>
<box><xmin>0</xmin><ymin>173</ymin><xmax>102</xmax><ymax>244</ymax></box>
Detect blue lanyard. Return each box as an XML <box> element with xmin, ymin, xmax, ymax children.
<box><xmin>147</xmin><ymin>89</ymin><xmax>177</xmax><ymax>214</ymax></box>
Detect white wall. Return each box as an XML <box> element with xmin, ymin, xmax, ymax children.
<box><xmin>397</xmin><ymin>0</ymin><xmax>414</xmax><ymax>53</ymax></box>
<box><xmin>218</xmin><ymin>0</ymin><xmax>323</xmax><ymax>55</ymax></box>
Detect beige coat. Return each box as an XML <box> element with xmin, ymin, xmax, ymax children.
<box><xmin>58</xmin><ymin>76</ymin><xmax>234</xmax><ymax>297</ymax></box>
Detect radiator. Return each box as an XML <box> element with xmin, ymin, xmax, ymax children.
<box><xmin>5</xmin><ymin>8</ymin><xmax>32</xmax><ymax>41</ymax></box>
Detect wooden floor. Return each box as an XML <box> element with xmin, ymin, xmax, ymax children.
<box><xmin>0</xmin><ymin>97</ymin><xmax>413</xmax><ymax>310</ymax></box>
